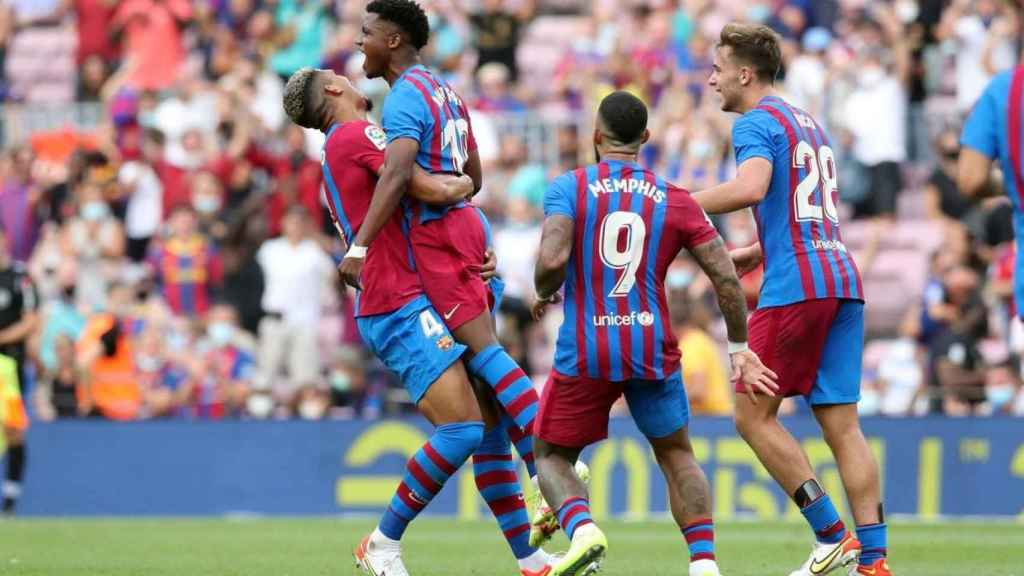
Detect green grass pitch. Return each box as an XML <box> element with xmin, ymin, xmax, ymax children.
<box><xmin>1</xmin><ymin>518</ymin><xmax>1021</xmax><ymax>575</ymax></box>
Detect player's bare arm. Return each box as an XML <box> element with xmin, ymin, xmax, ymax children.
<box><xmin>730</xmin><ymin>242</ymin><xmax>764</xmax><ymax>277</ymax></box>
<box><xmin>957</xmin><ymin>148</ymin><xmax>994</xmax><ymax>198</ymax></box>
<box><xmin>692</xmin><ymin>157</ymin><xmax>773</xmax><ymax>214</ymax></box>
<box><xmin>339</xmin><ymin>137</ymin><xmax>419</xmax><ymax>290</ymax></box>
<box><xmin>690</xmin><ymin>235</ymin><xmax>778</xmax><ymax>402</ymax></box>
<box><xmin>463</xmin><ymin>148</ymin><xmax>483</xmax><ymax>194</ymax></box>
<box><xmin>532</xmin><ymin>214</ymin><xmax>575</xmax><ymax>320</ymax></box>
<box><xmin>401</xmin><ymin>167</ymin><xmax>474</xmax><ymax>205</ymax></box>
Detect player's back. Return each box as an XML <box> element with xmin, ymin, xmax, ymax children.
<box><xmin>963</xmin><ymin>66</ymin><xmax>1024</xmax><ymax>218</ymax></box>
<box><xmin>382</xmin><ymin>64</ymin><xmax>476</xmax><ymax>225</ymax></box>
<box><xmin>735</xmin><ymin>96</ymin><xmax>862</xmax><ymax>308</ymax></box>
<box><xmin>321</xmin><ymin>120</ymin><xmax>421</xmax><ymax>317</ymax></box>
<box><xmin>544</xmin><ymin>159</ymin><xmax>719</xmax><ymax>382</ymax></box>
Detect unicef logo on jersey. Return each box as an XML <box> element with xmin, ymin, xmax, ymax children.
<box><xmin>593</xmin><ymin>310</ymin><xmax>655</xmax><ymax>327</ymax></box>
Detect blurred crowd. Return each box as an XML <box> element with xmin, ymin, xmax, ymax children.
<box><xmin>0</xmin><ymin>0</ymin><xmax>1022</xmax><ymax>422</ymax></box>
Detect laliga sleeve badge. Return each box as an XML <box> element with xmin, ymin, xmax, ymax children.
<box><xmin>365</xmin><ymin>125</ymin><xmax>387</xmax><ymax>150</ymax></box>
<box><xmin>436</xmin><ymin>335</ymin><xmax>455</xmax><ymax>351</ymax></box>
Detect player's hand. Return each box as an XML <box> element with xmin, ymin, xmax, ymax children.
<box><xmin>480</xmin><ymin>249</ymin><xmax>497</xmax><ymax>282</ymax></box>
<box><xmin>338</xmin><ymin>255</ymin><xmax>364</xmax><ymax>291</ymax></box>
<box><xmin>531</xmin><ymin>292</ymin><xmax>562</xmax><ymax>321</ymax></box>
<box><xmin>730</xmin><ymin>349</ymin><xmax>779</xmax><ymax>405</ymax></box>
<box><xmin>730</xmin><ymin>245</ymin><xmax>763</xmax><ymax>277</ymax></box>
<box><xmin>445</xmin><ymin>174</ymin><xmax>476</xmax><ymax>201</ymax></box>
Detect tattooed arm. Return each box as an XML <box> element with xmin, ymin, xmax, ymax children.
<box><xmin>690</xmin><ymin>236</ymin><xmax>748</xmax><ymax>344</ymax></box>
<box><xmin>532</xmin><ymin>214</ymin><xmax>575</xmax><ymax>320</ymax></box>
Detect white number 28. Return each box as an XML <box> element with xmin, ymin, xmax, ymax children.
<box><xmin>599</xmin><ymin>211</ymin><xmax>647</xmax><ymax>298</ymax></box>
<box><xmin>793</xmin><ymin>141</ymin><xmax>839</xmax><ymax>224</ymax></box>
<box><xmin>442</xmin><ymin>118</ymin><xmax>470</xmax><ymax>173</ymax></box>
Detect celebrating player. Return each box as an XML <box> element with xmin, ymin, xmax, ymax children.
<box><xmin>531</xmin><ymin>91</ymin><xmax>778</xmax><ymax>576</ymax></box>
<box><xmin>693</xmin><ymin>24</ymin><xmax>889</xmax><ymax>576</ymax></box>
<box><xmin>282</xmin><ymin>68</ymin><xmax>555</xmax><ymax>576</ymax></box>
<box><xmin>959</xmin><ymin>66</ymin><xmax>1024</xmax><ymax>321</ymax></box>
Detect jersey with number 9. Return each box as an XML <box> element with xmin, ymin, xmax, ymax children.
<box><xmin>732</xmin><ymin>96</ymin><xmax>863</xmax><ymax>308</ymax></box>
<box><xmin>544</xmin><ymin>160</ymin><xmax>719</xmax><ymax>382</ymax></box>
<box><xmin>382</xmin><ymin>64</ymin><xmax>477</xmax><ymax>226</ymax></box>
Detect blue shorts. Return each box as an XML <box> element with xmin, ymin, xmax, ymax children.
<box><xmin>747</xmin><ymin>298</ymin><xmax>863</xmax><ymax>405</ymax></box>
<box><xmin>488</xmin><ymin>276</ymin><xmax>505</xmax><ymax>318</ymax></box>
<box><xmin>536</xmin><ymin>369</ymin><xmax>690</xmax><ymax>447</ymax></box>
<box><xmin>356</xmin><ymin>295</ymin><xmax>468</xmax><ymax>404</ymax></box>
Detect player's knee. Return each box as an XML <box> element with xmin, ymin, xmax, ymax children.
<box><xmin>438</xmin><ymin>420</ymin><xmax>485</xmax><ymax>455</ymax></box>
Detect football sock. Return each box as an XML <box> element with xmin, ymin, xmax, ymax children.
<box><xmin>555</xmin><ymin>496</ymin><xmax>594</xmax><ymax>541</ymax></box>
<box><xmin>467</xmin><ymin>345</ymin><xmax>538</xmax><ymax>432</ymax></box>
<box><xmin>2</xmin><ymin>444</ymin><xmax>25</xmax><ymax>513</ymax></box>
<box><xmin>682</xmin><ymin>517</ymin><xmax>716</xmax><ymax>563</ymax></box>
<box><xmin>378</xmin><ymin>422</ymin><xmax>483</xmax><ymax>540</ymax></box>
<box><xmin>856</xmin><ymin>523</ymin><xmax>887</xmax><ymax>566</ymax></box>
<box><xmin>800</xmin><ymin>493</ymin><xmax>847</xmax><ymax>544</ymax></box>
<box><xmin>473</xmin><ymin>425</ymin><xmax>536</xmax><ymax>560</ymax></box>
<box><xmin>502</xmin><ymin>412</ymin><xmax>536</xmax><ymax>478</ymax></box>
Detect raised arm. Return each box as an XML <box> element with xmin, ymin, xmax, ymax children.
<box><xmin>531</xmin><ymin>214</ymin><xmax>575</xmax><ymax>319</ymax></box>
<box><xmin>337</xmin><ymin>138</ymin><xmax>419</xmax><ymax>289</ymax></box>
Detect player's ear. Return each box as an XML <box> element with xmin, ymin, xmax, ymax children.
<box><xmin>387</xmin><ymin>31</ymin><xmax>402</xmax><ymax>50</ymax></box>
<box><xmin>739</xmin><ymin>66</ymin><xmax>752</xmax><ymax>87</ymax></box>
<box><xmin>324</xmin><ymin>82</ymin><xmax>343</xmax><ymax>96</ymax></box>
<box><xmin>593</xmin><ymin>128</ymin><xmax>603</xmax><ymax>147</ymax></box>
<box><xmin>640</xmin><ymin>129</ymin><xmax>650</xmax><ymax>145</ymax></box>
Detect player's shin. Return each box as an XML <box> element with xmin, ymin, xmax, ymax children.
<box><xmin>467</xmin><ymin>344</ymin><xmax>539</xmax><ymax>433</ymax></box>
<box><xmin>473</xmin><ymin>425</ymin><xmax>549</xmax><ymax>573</ymax></box>
<box><xmin>375</xmin><ymin>422</ymin><xmax>484</xmax><ymax>543</ymax></box>
<box><xmin>794</xmin><ymin>479</ymin><xmax>848</xmax><ymax>544</ymax></box>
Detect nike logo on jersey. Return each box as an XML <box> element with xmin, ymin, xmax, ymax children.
<box><xmin>444</xmin><ymin>305</ymin><xmax>461</xmax><ymax>320</ymax></box>
<box><xmin>809</xmin><ymin>544</ymin><xmax>844</xmax><ymax>574</ymax></box>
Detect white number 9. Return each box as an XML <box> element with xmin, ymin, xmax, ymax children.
<box><xmin>599</xmin><ymin>211</ymin><xmax>647</xmax><ymax>297</ymax></box>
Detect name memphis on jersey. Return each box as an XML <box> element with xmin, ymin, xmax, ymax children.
<box><xmin>588</xmin><ymin>176</ymin><xmax>666</xmax><ymax>203</ymax></box>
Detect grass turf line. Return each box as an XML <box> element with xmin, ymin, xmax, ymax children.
<box><xmin>0</xmin><ymin>519</ymin><xmax>1020</xmax><ymax>576</ymax></box>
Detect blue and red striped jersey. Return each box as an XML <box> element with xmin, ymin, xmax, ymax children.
<box><xmin>732</xmin><ymin>95</ymin><xmax>863</xmax><ymax>308</ymax></box>
<box><xmin>545</xmin><ymin>160</ymin><xmax>719</xmax><ymax>381</ymax></box>
<box><xmin>382</xmin><ymin>64</ymin><xmax>478</xmax><ymax>226</ymax></box>
<box><xmin>961</xmin><ymin>66</ymin><xmax>1024</xmax><ymax>314</ymax></box>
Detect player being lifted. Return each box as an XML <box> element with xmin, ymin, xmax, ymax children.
<box><xmin>530</xmin><ymin>91</ymin><xmax>778</xmax><ymax>576</ymax></box>
<box><xmin>339</xmin><ymin>0</ymin><xmax>543</xmax><ymax>480</ymax></box>
<box><xmin>282</xmin><ymin>69</ymin><xmax>555</xmax><ymax>575</ymax></box>
<box><xmin>693</xmin><ymin>24</ymin><xmax>890</xmax><ymax>576</ymax></box>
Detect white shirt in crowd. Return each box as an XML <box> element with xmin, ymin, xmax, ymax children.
<box><xmin>953</xmin><ymin>14</ymin><xmax>1016</xmax><ymax>113</ymax></box>
<box><xmin>493</xmin><ymin>224</ymin><xmax>541</xmax><ymax>300</ymax></box>
<box><xmin>119</xmin><ymin>161</ymin><xmax>163</xmax><ymax>240</ymax></box>
<box><xmin>257</xmin><ymin>237</ymin><xmax>335</xmax><ymax>328</ymax></box>
<box><xmin>843</xmin><ymin>70</ymin><xmax>907</xmax><ymax>166</ymax></box>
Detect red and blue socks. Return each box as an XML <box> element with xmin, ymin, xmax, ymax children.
<box><xmin>473</xmin><ymin>425</ymin><xmax>536</xmax><ymax>560</ymax></box>
<box><xmin>503</xmin><ymin>412</ymin><xmax>536</xmax><ymax>478</ymax></box>
<box><xmin>467</xmin><ymin>345</ymin><xmax>539</xmax><ymax>433</ymax></box>
<box><xmin>856</xmin><ymin>523</ymin><xmax>887</xmax><ymax>566</ymax></box>
<box><xmin>800</xmin><ymin>494</ymin><xmax>847</xmax><ymax>544</ymax></box>
<box><xmin>555</xmin><ymin>496</ymin><xmax>593</xmax><ymax>540</ymax></box>
<box><xmin>682</xmin><ymin>518</ymin><xmax>716</xmax><ymax>563</ymax></box>
<box><xmin>378</xmin><ymin>422</ymin><xmax>484</xmax><ymax>540</ymax></box>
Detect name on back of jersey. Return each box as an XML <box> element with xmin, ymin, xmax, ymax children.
<box><xmin>588</xmin><ymin>175</ymin><xmax>665</xmax><ymax>203</ymax></box>
<box><xmin>430</xmin><ymin>84</ymin><xmax>465</xmax><ymax>111</ymax></box>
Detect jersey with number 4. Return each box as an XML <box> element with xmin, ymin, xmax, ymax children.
<box><xmin>545</xmin><ymin>160</ymin><xmax>719</xmax><ymax>382</ymax></box>
<box><xmin>321</xmin><ymin>120</ymin><xmax>422</xmax><ymax>317</ymax></box>
<box><xmin>733</xmin><ymin>96</ymin><xmax>863</xmax><ymax>308</ymax></box>
<box><xmin>382</xmin><ymin>64</ymin><xmax>477</xmax><ymax>226</ymax></box>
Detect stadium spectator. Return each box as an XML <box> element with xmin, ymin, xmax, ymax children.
<box><xmin>179</xmin><ymin>303</ymin><xmax>254</xmax><ymax>419</ymax></box>
<box><xmin>147</xmin><ymin>204</ymin><xmax>222</xmax><ymax>318</ymax></box>
<box><xmin>470</xmin><ymin>0</ymin><xmax>535</xmax><ymax>82</ymax></box>
<box><xmin>76</xmin><ymin>282</ymin><xmax>141</xmax><ymax>420</ymax></box>
<box><xmin>269</xmin><ymin>0</ymin><xmax>331</xmax><ymax>81</ymax></box>
<box><xmin>112</xmin><ymin>0</ymin><xmax>192</xmax><ymax>92</ymax></box>
<box><xmin>255</xmin><ymin>207</ymin><xmax>334</xmax><ymax>406</ymax></box>
<box><xmin>44</xmin><ymin>333</ymin><xmax>85</xmax><ymax>419</ymax></box>
<box><xmin>670</xmin><ymin>290</ymin><xmax>732</xmax><ymax>416</ymax></box>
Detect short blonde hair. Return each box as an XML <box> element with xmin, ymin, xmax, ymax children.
<box><xmin>718</xmin><ymin>23</ymin><xmax>782</xmax><ymax>83</ymax></box>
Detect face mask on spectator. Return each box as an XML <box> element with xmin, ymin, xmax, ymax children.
<box><xmin>858</xmin><ymin>388</ymin><xmax>881</xmax><ymax>416</ymax></box>
<box><xmin>688</xmin><ymin>139</ymin><xmax>712</xmax><ymax>160</ymax></box>
<box><xmin>895</xmin><ymin>0</ymin><xmax>919</xmax><ymax>23</ymax></box>
<box><xmin>247</xmin><ymin>393</ymin><xmax>274</xmax><ymax>419</ymax></box>
<box><xmin>193</xmin><ymin>194</ymin><xmax>222</xmax><ymax>215</ymax></box>
<box><xmin>858</xmin><ymin>66</ymin><xmax>885</xmax><ymax>87</ymax></box>
<box><xmin>330</xmin><ymin>370</ymin><xmax>352</xmax><ymax>392</ymax></box>
<box><xmin>667</xmin><ymin>269</ymin><xmax>693</xmax><ymax>289</ymax></box>
<box><xmin>987</xmin><ymin>385</ymin><xmax>1015</xmax><ymax>411</ymax></box>
<box><xmin>208</xmin><ymin>322</ymin><xmax>235</xmax><ymax>346</ymax></box>
<box><xmin>299</xmin><ymin>398</ymin><xmax>326</xmax><ymax>420</ymax></box>
<box><xmin>81</xmin><ymin>201</ymin><xmax>109</xmax><ymax>222</ymax></box>
<box><xmin>138</xmin><ymin>111</ymin><xmax>156</xmax><ymax>128</ymax></box>
<box><xmin>136</xmin><ymin>354</ymin><xmax>161</xmax><ymax>373</ymax></box>
<box><xmin>745</xmin><ymin>4</ymin><xmax>771</xmax><ymax>23</ymax></box>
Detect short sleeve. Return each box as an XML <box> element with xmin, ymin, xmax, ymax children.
<box><xmin>382</xmin><ymin>86</ymin><xmax>429</xmax><ymax>143</ymax></box>
<box><xmin>669</xmin><ymin>188</ymin><xmax>719</xmax><ymax>250</ymax></box>
<box><xmin>351</xmin><ymin>123</ymin><xmax>387</xmax><ymax>173</ymax></box>
<box><xmin>960</xmin><ymin>79</ymin><xmax>1000</xmax><ymax>159</ymax></box>
<box><xmin>732</xmin><ymin>111</ymin><xmax>776</xmax><ymax>165</ymax></box>
<box><xmin>543</xmin><ymin>171</ymin><xmax>577</xmax><ymax>218</ymax></box>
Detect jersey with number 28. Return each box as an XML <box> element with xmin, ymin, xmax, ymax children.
<box><xmin>545</xmin><ymin>160</ymin><xmax>719</xmax><ymax>382</ymax></box>
<box><xmin>732</xmin><ymin>95</ymin><xmax>863</xmax><ymax>308</ymax></box>
<box><xmin>382</xmin><ymin>64</ymin><xmax>477</xmax><ymax>225</ymax></box>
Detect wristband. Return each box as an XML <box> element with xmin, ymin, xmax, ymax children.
<box><xmin>727</xmin><ymin>341</ymin><xmax>749</xmax><ymax>354</ymax></box>
<box><xmin>345</xmin><ymin>245</ymin><xmax>368</xmax><ymax>259</ymax></box>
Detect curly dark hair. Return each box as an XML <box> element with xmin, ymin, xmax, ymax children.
<box><xmin>367</xmin><ymin>0</ymin><xmax>430</xmax><ymax>50</ymax></box>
